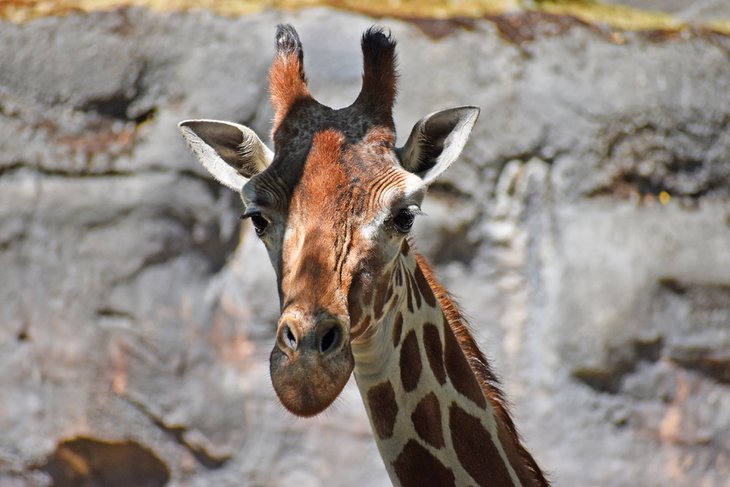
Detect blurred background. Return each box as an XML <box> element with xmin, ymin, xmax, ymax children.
<box><xmin>1</xmin><ymin>1</ymin><xmax>729</xmax><ymax>486</ymax></box>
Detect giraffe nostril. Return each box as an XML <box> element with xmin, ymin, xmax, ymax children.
<box><xmin>282</xmin><ymin>325</ymin><xmax>298</xmax><ymax>351</ymax></box>
<box><xmin>319</xmin><ymin>324</ymin><xmax>341</xmax><ymax>354</ymax></box>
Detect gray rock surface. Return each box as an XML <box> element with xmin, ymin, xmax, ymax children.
<box><xmin>1</xmin><ymin>6</ymin><xmax>729</xmax><ymax>487</ymax></box>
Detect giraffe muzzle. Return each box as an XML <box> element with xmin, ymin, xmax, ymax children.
<box><xmin>276</xmin><ymin>318</ymin><xmax>344</xmax><ymax>356</ymax></box>
<box><xmin>269</xmin><ymin>314</ymin><xmax>355</xmax><ymax>417</ymax></box>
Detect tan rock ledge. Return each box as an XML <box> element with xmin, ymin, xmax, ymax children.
<box><xmin>2</xmin><ymin>0</ymin><xmax>730</xmax><ymax>35</ymax></box>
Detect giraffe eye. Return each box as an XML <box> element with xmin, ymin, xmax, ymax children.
<box><xmin>250</xmin><ymin>214</ymin><xmax>269</xmax><ymax>236</ymax></box>
<box><xmin>393</xmin><ymin>208</ymin><xmax>416</xmax><ymax>234</ymax></box>
<box><xmin>242</xmin><ymin>211</ymin><xmax>270</xmax><ymax>236</ymax></box>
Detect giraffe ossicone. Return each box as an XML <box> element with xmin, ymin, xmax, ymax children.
<box><xmin>179</xmin><ymin>24</ymin><xmax>548</xmax><ymax>487</ymax></box>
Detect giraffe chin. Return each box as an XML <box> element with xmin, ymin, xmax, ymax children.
<box><xmin>269</xmin><ymin>343</ymin><xmax>355</xmax><ymax>417</ymax></box>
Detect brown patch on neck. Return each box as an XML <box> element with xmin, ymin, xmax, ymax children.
<box><xmin>392</xmin><ymin>440</ymin><xmax>455</xmax><ymax>487</ymax></box>
<box><xmin>404</xmin><ymin>268</ymin><xmax>415</xmax><ymax>313</ymax></box>
<box><xmin>449</xmin><ymin>402</ymin><xmax>515</xmax><ymax>486</ymax></box>
<box><xmin>443</xmin><ymin>318</ymin><xmax>487</xmax><ymax>409</ymax></box>
<box><xmin>366</xmin><ymin>381</ymin><xmax>398</xmax><ymax>440</ymax></box>
<box><xmin>423</xmin><ymin>322</ymin><xmax>446</xmax><ymax>385</ymax></box>
<box><xmin>407</xmin><ymin>271</ymin><xmax>422</xmax><ymax>309</ymax></box>
<box><xmin>413</xmin><ymin>264</ymin><xmax>437</xmax><ymax>308</ymax></box>
<box><xmin>411</xmin><ymin>392</ymin><xmax>445</xmax><ymax>449</ymax></box>
<box><xmin>399</xmin><ymin>330</ymin><xmax>422</xmax><ymax>392</ymax></box>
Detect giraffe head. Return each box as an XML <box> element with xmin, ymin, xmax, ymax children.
<box><xmin>179</xmin><ymin>25</ymin><xmax>478</xmax><ymax>417</ymax></box>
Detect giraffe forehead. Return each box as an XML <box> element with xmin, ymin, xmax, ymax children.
<box><xmin>290</xmin><ymin>128</ymin><xmax>412</xmax><ymax>217</ymax></box>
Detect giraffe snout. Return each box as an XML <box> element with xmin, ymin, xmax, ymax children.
<box><xmin>270</xmin><ymin>313</ymin><xmax>355</xmax><ymax>417</ymax></box>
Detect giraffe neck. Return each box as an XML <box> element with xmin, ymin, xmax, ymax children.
<box><xmin>351</xmin><ymin>242</ymin><xmax>546</xmax><ymax>487</ymax></box>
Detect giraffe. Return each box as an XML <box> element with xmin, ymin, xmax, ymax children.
<box><xmin>178</xmin><ymin>24</ymin><xmax>548</xmax><ymax>487</ymax></box>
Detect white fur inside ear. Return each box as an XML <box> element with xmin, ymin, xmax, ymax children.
<box><xmin>237</xmin><ymin>124</ymin><xmax>274</xmax><ymax>174</ymax></box>
<box><xmin>179</xmin><ymin>122</ymin><xmax>250</xmax><ymax>191</ymax></box>
<box><xmin>398</xmin><ymin>106</ymin><xmax>480</xmax><ymax>185</ymax></box>
<box><xmin>420</xmin><ymin>107</ymin><xmax>479</xmax><ymax>185</ymax></box>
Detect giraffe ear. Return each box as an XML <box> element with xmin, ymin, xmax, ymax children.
<box><xmin>397</xmin><ymin>106</ymin><xmax>480</xmax><ymax>184</ymax></box>
<box><xmin>178</xmin><ymin>119</ymin><xmax>273</xmax><ymax>191</ymax></box>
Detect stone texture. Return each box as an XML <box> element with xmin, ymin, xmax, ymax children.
<box><xmin>1</xmin><ymin>5</ymin><xmax>729</xmax><ymax>487</ymax></box>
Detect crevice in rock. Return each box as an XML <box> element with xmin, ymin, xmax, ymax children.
<box><xmin>11</xmin><ymin>61</ymin><xmax>159</xmax><ymax>170</ymax></box>
<box><xmin>36</xmin><ymin>437</ymin><xmax>170</xmax><ymax>487</ymax></box>
<box><xmin>0</xmin><ymin>229</ymin><xmax>27</xmax><ymax>252</ymax></box>
<box><xmin>669</xmin><ymin>350</ymin><xmax>730</xmax><ymax>385</ymax></box>
<box><xmin>0</xmin><ymin>163</ymin><xmax>221</xmax><ymax>183</ymax></box>
<box><xmin>588</xmin><ymin>162</ymin><xmax>719</xmax><ymax>202</ymax></box>
<box><xmin>572</xmin><ymin>368</ymin><xmax>624</xmax><ymax>394</ymax></box>
<box><xmin>16</xmin><ymin>327</ymin><xmax>30</xmax><ymax>342</ymax></box>
<box><xmin>650</xmin><ymin>279</ymin><xmax>730</xmax><ymax>385</ymax></box>
<box><xmin>121</xmin><ymin>396</ymin><xmax>230</xmax><ymax>469</ymax></box>
<box><xmin>0</xmin><ymin>161</ymin><xmax>137</xmax><ymax>179</ymax></box>
<box><xmin>96</xmin><ymin>308</ymin><xmax>137</xmax><ymax>321</ymax></box>
<box><xmin>573</xmin><ymin>336</ymin><xmax>664</xmax><ymax>394</ymax></box>
<box><xmin>427</xmin><ymin>181</ymin><xmax>473</xmax><ymax>201</ymax></box>
<box><xmin>81</xmin><ymin>95</ymin><xmax>156</xmax><ymax>126</ymax></box>
<box><xmin>588</xmin><ymin>118</ymin><xmax>730</xmax><ymax>201</ymax></box>
<box><xmin>655</xmin><ymin>278</ymin><xmax>730</xmax><ymax>329</ymax></box>
<box><xmin>79</xmin><ymin>61</ymin><xmax>155</xmax><ymax>125</ymax></box>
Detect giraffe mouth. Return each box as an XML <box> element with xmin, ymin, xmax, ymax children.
<box><xmin>269</xmin><ymin>318</ymin><xmax>355</xmax><ymax>417</ymax></box>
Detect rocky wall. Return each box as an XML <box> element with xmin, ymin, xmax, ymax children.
<box><xmin>1</xmin><ymin>4</ymin><xmax>729</xmax><ymax>486</ymax></box>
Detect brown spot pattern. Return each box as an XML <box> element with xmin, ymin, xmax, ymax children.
<box><xmin>373</xmin><ymin>279</ymin><xmax>388</xmax><ymax>320</ymax></box>
<box><xmin>423</xmin><ymin>323</ymin><xmax>446</xmax><ymax>385</ymax></box>
<box><xmin>444</xmin><ymin>325</ymin><xmax>487</xmax><ymax>409</ymax></box>
<box><xmin>408</xmin><ymin>272</ymin><xmax>422</xmax><ymax>309</ymax></box>
<box><xmin>414</xmin><ymin>264</ymin><xmax>437</xmax><ymax>308</ymax></box>
<box><xmin>399</xmin><ymin>330</ymin><xmax>422</xmax><ymax>392</ymax></box>
<box><xmin>449</xmin><ymin>403</ymin><xmax>514</xmax><ymax>486</ymax></box>
<box><xmin>393</xmin><ymin>440</ymin><xmax>455</xmax><ymax>487</ymax></box>
<box><xmin>392</xmin><ymin>312</ymin><xmax>404</xmax><ymax>347</ymax></box>
<box><xmin>411</xmin><ymin>392</ymin><xmax>445</xmax><ymax>449</ymax></box>
<box><xmin>404</xmin><ymin>270</ymin><xmax>414</xmax><ymax>313</ymax></box>
<box><xmin>366</xmin><ymin>381</ymin><xmax>398</xmax><ymax>439</ymax></box>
